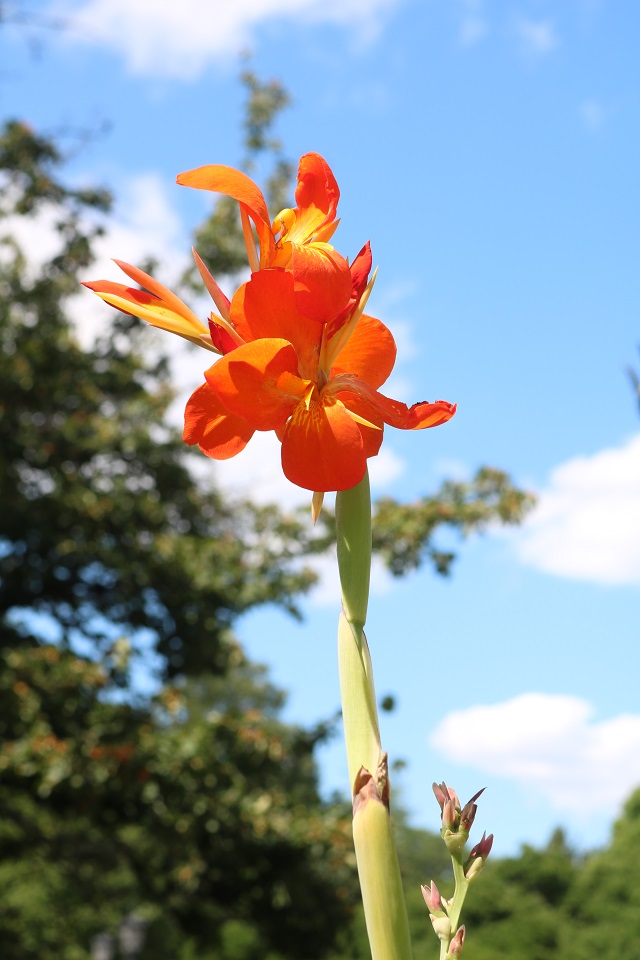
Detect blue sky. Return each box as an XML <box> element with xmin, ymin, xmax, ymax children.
<box><xmin>2</xmin><ymin>0</ymin><xmax>640</xmax><ymax>856</ymax></box>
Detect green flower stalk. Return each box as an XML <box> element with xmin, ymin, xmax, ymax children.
<box><xmin>335</xmin><ymin>471</ymin><xmax>413</xmax><ymax>960</ymax></box>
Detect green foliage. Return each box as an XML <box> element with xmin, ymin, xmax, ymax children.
<box><xmin>560</xmin><ymin>788</ymin><xmax>640</xmax><ymax>960</ymax></box>
<box><xmin>461</xmin><ymin>829</ymin><xmax>577</xmax><ymax>960</ymax></box>
<box><xmin>372</xmin><ymin>467</ymin><xmax>535</xmax><ymax>576</ymax></box>
<box><xmin>0</xmin><ymin>643</ymin><xmax>358</xmax><ymax>959</ymax></box>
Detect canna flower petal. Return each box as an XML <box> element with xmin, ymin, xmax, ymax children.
<box><xmin>330</xmin><ymin>313</ymin><xmax>397</xmax><ymax>389</ymax></box>
<box><xmin>183</xmin><ymin>382</ymin><xmax>254</xmax><ymax>458</ymax></box>
<box><xmin>176</xmin><ymin>164</ymin><xmax>276</xmax><ymax>267</ymax></box>
<box><xmin>324</xmin><ymin>241</ymin><xmax>373</xmax><ymax>343</ymax></box>
<box><xmin>205</xmin><ymin>338</ymin><xmax>308</xmax><ymax>431</ymax></box>
<box><xmin>82</xmin><ymin>275</ymin><xmax>212</xmax><ymax>349</ymax></box>
<box><xmin>281</xmin><ymin>396</ymin><xmax>367</xmax><ymax>491</ymax></box>
<box><xmin>289</xmin><ymin>243</ymin><xmax>352</xmax><ymax>325</ymax></box>
<box><xmin>178</xmin><ymin>153</ymin><xmax>344</xmax><ymax>276</ymax></box>
<box><xmin>230</xmin><ymin>270</ymin><xmax>322</xmax><ymax>377</ymax></box>
<box><xmin>285</xmin><ymin>152</ymin><xmax>340</xmax><ymax>244</ymax></box>
<box><xmin>338</xmin><ymin>391</ymin><xmax>385</xmax><ymax>460</ymax></box>
<box><xmin>329</xmin><ymin>375</ymin><xmax>457</xmax><ymax>431</ymax></box>
<box><xmin>82</xmin><ymin>259</ymin><xmax>219</xmax><ymax>354</ymax></box>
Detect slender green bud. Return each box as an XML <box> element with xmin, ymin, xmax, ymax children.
<box><xmin>335</xmin><ymin>471</ymin><xmax>371</xmax><ymax>632</ymax></box>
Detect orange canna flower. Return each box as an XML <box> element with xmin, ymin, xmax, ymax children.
<box><xmin>177</xmin><ymin>152</ymin><xmax>352</xmax><ymax>324</ymax></box>
<box><xmin>84</xmin><ymin>156</ymin><xmax>456</xmax><ymax>495</ymax></box>
<box><xmin>183</xmin><ymin>247</ymin><xmax>456</xmax><ymax>492</ymax></box>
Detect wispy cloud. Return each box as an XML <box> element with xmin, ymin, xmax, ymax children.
<box><xmin>456</xmin><ymin>0</ymin><xmax>488</xmax><ymax>47</ymax></box>
<box><xmin>432</xmin><ymin>693</ymin><xmax>640</xmax><ymax>817</ymax></box>
<box><xmin>55</xmin><ymin>0</ymin><xmax>400</xmax><ymax>80</ymax></box>
<box><xmin>579</xmin><ymin>98</ymin><xmax>606</xmax><ymax>133</ymax></box>
<box><xmin>515</xmin><ymin>17</ymin><xmax>558</xmax><ymax>57</ymax></box>
<box><xmin>73</xmin><ymin>172</ymin><xmax>189</xmax><ymax>345</ymax></box>
<box><xmin>513</xmin><ymin>433</ymin><xmax>640</xmax><ymax>586</ymax></box>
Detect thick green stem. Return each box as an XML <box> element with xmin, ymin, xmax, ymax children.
<box><xmin>335</xmin><ymin>471</ymin><xmax>413</xmax><ymax>960</ymax></box>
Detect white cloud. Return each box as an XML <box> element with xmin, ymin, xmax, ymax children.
<box><xmin>1</xmin><ymin>168</ymin><xmax>189</xmax><ymax>348</ymax></box>
<box><xmin>515</xmin><ymin>17</ymin><xmax>558</xmax><ymax>57</ymax></box>
<box><xmin>514</xmin><ymin>433</ymin><xmax>640</xmax><ymax>586</ymax></box>
<box><xmin>459</xmin><ymin>15</ymin><xmax>487</xmax><ymax>47</ymax></box>
<box><xmin>73</xmin><ymin>171</ymin><xmax>188</xmax><ymax>346</ymax></box>
<box><xmin>456</xmin><ymin>0</ymin><xmax>488</xmax><ymax>47</ymax></box>
<box><xmin>55</xmin><ymin>0</ymin><xmax>399</xmax><ymax>79</ymax></box>
<box><xmin>432</xmin><ymin>693</ymin><xmax>640</xmax><ymax>816</ymax></box>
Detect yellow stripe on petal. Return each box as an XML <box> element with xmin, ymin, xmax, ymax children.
<box><xmin>96</xmin><ymin>291</ymin><xmax>208</xmax><ymax>340</ymax></box>
<box><xmin>113</xmin><ymin>260</ymin><xmax>203</xmax><ymax>330</ymax></box>
<box><xmin>345</xmin><ymin>409</ymin><xmax>382</xmax><ymax>431</ymax></box>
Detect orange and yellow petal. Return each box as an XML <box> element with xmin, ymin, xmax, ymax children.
<box><xmin>287</xmin><ymin>244</ymin><xmax>353</xmax><ymax>325</ymax></box>
<box><xmin>183</xmin><ymin>382</ymin><xmax>254</xmax><ymax>459</ymax></box>
<box><xmin>339</xmin><ymin>392</ymin><xmax>385</xmax><ymax>459</ymax></box>
<box><xmin>281</xmin><ymin>396</ymin><xmax>367</xmax><ymax>491</ymax></box>
<box><xmin>112</xmin><ymin>260</ymin><xmax>202</xmax><ymax>325</ymax></box>
<box><xmin>329</xmin><ymin>313</ymin><xmax>397</xmax><ymax>389</ymax></box>
<box><xmin>177</xmin><ymin>164</ymin><xmax>276</xmax><ymax>264</ymax></box>
<box><xmin>206</xmin><ymin>338</ymin><xmax>308</xmax><ymax>431</ymax></box>
<box><xmin>294</xmin><ymin>153</ymin><xmax>340</xmax><ymax>230</ymax></box>
<box><xmin>329</xmin><ymin>375</ymin><xmax>457</xmax><ymax>431</ymax></box>
<box><xmin>230</xmin><ymin>270</ymin><xmax>322</xmax><ymax>375</ymax></box>
<box><xmin>82</xmin><ymin>278</ymin><xmax>207</xmax><ymax>341</ymax></box>
<box><xmin>272</xmin><ymin>153</ymin><xmax>341</xmax><ymax>250</ymax></box>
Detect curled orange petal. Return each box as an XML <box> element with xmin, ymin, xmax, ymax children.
<box><xmin>206</xmin><ymin>338</ymin><xmax>307</xmax><ymax>431</ymax></box>
<box><xmin>183</xmin><ymin>382</ymin><xmax>254</xmax><ymax>459</ymax></box>
<box><xmin>177</xmin><ymin>164</ymin><xmax>276</xmax><ymax>265</ymax></box>
<box><xmin>294</xmin><ymin>153</ymin><xmax>340</xmax><ymax>227</ymax></box>
<box><xmin>329</xmin><ymin>375</ymin><xmax>457</xmax><ymax>431</ymax></box>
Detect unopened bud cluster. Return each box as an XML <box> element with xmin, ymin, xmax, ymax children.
<box><xmin>422</xmin><ymin>782</ymin><xmax>493</xmax><ymax>959</ymax></box>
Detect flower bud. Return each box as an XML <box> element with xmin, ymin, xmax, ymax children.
<box><xmin>467</xmin><ymin>831</ymin><xmax>494</xmax><ymax>865</ymax></box>
<box><xmin>421</xmin><ymin>880</ymin><xmax>443</xmax><ymax>914</ymax></box>
<box><xmin>464</xmin><ymin>857</ymin><xmax>484</xmax><ymax>882</ymax></box>
<box><xmin>433</xmin><ymin>781</ymin><xmax>460</xmax><ymax>813</ymax></box>
<box><xmin>460</xmin><ymin>788</ymin><xmax>484</xmax><ymax>833</ymax></box>
<box><xmin>430</xmin><ymin>914</ymin><xmax>452</xmax><ymax>941</ymax></box>
<box><xmin>463</xmin><ymin>830</ymin><xmax>493</xmax><ymax>879</ymax></box>
<box><xmin>447</xmin><ymin>925</ymin><xmax>466</xmax><ymax>957</ymax></box>
<box><xmin>442</xmin><ymin>797</ymin><xmax>457</xmax><ymax>830</ymax></box>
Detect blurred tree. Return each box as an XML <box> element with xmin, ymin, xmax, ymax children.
<box><xmin>560</xmin><ymin>788</ymin><xmax>640</xmax><ymax>960</ymax></box>
<box><xmin>459</xmin><ymin>829</ymin><xmax>577</xmax><ymax>960</ymax></box>
<box><xmin>372</xmin><ymin>467</ymin><xmax>533</xmax><ymax>577</ymax></box>
<box><xmin>0</xmin><ymin>643</ymin><xmax>357</xmax><ymax>960</ymax></box>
